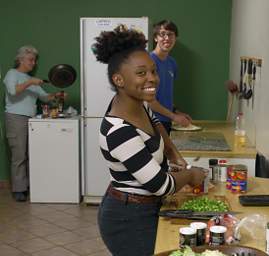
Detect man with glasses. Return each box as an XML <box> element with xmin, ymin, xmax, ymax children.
<box><xmin>149</xmin><ymin>20</ymin><xmax>192</xmax><ymax>134</ymax></box>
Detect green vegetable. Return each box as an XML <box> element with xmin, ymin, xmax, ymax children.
<box><xmin>169</xmin><ymin>246</ymin><xmax>196</xmax><ymax>256</ymax></box>
<box><xmin>169</xmin><ymin>246</ymin><xmax>228</xmax><ymax>256</ymax></box>
<box><xmin>179</xmin><ymin>197</ymin><xmax>229</xmax><ymax>212</ymax></box>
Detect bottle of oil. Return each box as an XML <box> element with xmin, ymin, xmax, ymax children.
<box><xmin>234</xmin><ymin>112</ymin><xmax>246</xmax><ymax>147</ymax></box>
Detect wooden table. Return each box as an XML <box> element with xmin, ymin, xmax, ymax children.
<box><xmin>154</xmin><ymin>177</ymin><xmax>269</xmax><ymax>254</ymax></box>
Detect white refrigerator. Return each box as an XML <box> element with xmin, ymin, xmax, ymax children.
<box><xmin>80</xmin><ymin>17</ymin><xmax>149</xmax><ymax>203</ymax></box>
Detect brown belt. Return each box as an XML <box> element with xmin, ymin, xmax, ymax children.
<box><xmin>106</xmin><ymin>185</ymin><xmax>161</xmax><ymax>204</ymax></box>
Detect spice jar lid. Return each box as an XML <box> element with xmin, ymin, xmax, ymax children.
<box><xmin>209</xmin><ymin>159</ymin><xmax>218</xmax><ymax>165</ymax></box>
<box><xmin>210</xmin><ymin>225</ymin><xmax>227</xmax><ymax>233</ymax></box>
<box><xmin>179</xmin><ymin>227</ymin><xmax>196</xmax><ymax>235</ymax></box>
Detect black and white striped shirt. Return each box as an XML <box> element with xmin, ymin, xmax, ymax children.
<box><xmin>99</xmin><ymin>103</ymin><xmax>176</xmax><ymax>196</ymax></box>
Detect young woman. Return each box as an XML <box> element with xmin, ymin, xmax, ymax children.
<box><xmin>93</xmin><ymin>25</ymin><xmax>206</xmax><ymax>256</ymax></box>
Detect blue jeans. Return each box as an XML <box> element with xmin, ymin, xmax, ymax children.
<box><xmin>98</xmin><ymin>193</ymin><xmax>162</xmax><ymax>256</ymax></box>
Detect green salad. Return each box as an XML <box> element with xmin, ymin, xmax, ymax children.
<box><xmin>180</xmin><ymin>197</ymin><xmax>229</xmax><ymax>212</ymax></box>
<box><xmin>169</xmin><ymin>246</ymin><xmax>227</xmax><ymax>256</ymax></box>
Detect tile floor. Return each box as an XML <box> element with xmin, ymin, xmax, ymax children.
<box><xmin>0</xmin><ymin>189</ymin><xmax>111</xmax><ymax>256</ymax></box>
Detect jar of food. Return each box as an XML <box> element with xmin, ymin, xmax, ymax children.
<box><xmin>209</xmin><ymin>225</ymin><xmax>227</xmax><ymax>245</ymax></box>
<box><xmin>42</xmin><ymin>104</ymin><xmax>49</xmax><ymax>118</ymax></box>
<box><xmin>226</xmin><ymin>165</ymin><xmax>234</xmax><ymax>190</ymax></box>
<box><xmin>230</xmin><ymin>164</ymin><xmax>248</xmax><ymax>193</ymax></box>
<box><xmin>179</xmin><ymin>227</ymin><xmax>197</xmax><ymax>247</ymax></box>
<box><xmin>50</xmin><ymin>107</ymin><xmax>58</xmax><ymax>118</ymax></box>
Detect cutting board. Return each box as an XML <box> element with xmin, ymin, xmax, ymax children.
<box><xmin>172</xmin><ymin>132</ymin><xmax>231</xmax><ymax>151</ymax></box>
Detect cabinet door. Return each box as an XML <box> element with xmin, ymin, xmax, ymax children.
<box><xmin>28</xmin><ymin>120</ymin><xmax>80</xmax><ymax>203</ymax></box>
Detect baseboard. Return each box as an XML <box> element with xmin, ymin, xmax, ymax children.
<box><xmin>0</xmin><ymin>180</ymin><xmax>10</xmax><ymax>189</ymax></box>
<box><xmin>83</xmin><ymin>195</ymin><xmax>101</xmax><ymax>205</ymax></box>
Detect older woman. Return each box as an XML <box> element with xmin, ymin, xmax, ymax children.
<box><xmin>3</xmin><ymin>45</ymin><xmax>63</xmax><ymax>201</ymax></box>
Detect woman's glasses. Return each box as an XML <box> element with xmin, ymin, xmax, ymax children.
<box><xmin>158</xmin><ymin>31</ymin><xmax>176</xmax><ymax>39</ymax></box>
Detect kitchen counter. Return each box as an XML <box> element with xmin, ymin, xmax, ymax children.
<box><xmin>171</xmin><ymin>120</ymin><xmax>256</xmax><ymax>158</ymax></box>
<box><xmin>154</xmin><ymin>177</ymin><xmax>269</xmax><ymax>254</ymax></box>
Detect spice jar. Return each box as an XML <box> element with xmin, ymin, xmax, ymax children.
<box><xmin>209</xmin><ymin>159</ymin><xmax>218</xmax><ymax>183</ymax></box>
<box><xmin>218</xmin><ymin>159</ymin><xmax>228</xmax><ymax>182</ymax></box>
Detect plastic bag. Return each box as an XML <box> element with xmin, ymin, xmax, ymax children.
<box><xmin>234</xmin><ymin>213</ymin><xmax>267</xmax><ymax>242</ymax></box>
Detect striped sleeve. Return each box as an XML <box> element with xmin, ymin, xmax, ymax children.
<box><xmin>106</xmin><ymin>123</ymin><xmax>174</xmax><ymax>196</ymax></box>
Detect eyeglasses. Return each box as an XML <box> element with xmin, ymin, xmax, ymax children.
<box><xmin>158</xmin><ymin>31</ymin><xmax>176</xmax><ymax>38</ymax></box>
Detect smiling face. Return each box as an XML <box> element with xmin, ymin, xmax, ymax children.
<box><xmin>18</xmin><ymin>53</ymin><xmax>37</xmax><ymax>73</ymax></box>
<box><xmin>154</xmin><ymin>26</ymin><xmax>176</xmax><ymax>54</ymax></box>
<box><xmin>113</xmin><ymin>50</ymin><xmax>159</xmax><ymax>103</ymax></box>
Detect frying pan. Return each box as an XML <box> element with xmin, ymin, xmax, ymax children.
<box><xmin>43</xmin><ymin>64</ymin><xmax>76</xmax><ymax>88</ymax></box>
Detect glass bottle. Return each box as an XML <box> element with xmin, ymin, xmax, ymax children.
<box><xmin>234</xmin><ymin>112</ymin><xmax>246</xmax><ymax>147</ymax></box>
<box><xmin>58</xmin><ymin>90</ymin><xmax>65</xmax><ymax>114</ymax></box>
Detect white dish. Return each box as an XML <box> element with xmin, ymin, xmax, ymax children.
<box><xmin>172</xmin><ymin>124</ymin><xmax>202</xmax><ymax>131</ymax></box>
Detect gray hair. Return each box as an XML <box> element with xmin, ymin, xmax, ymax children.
<box><xmin>14</xmin><ymin>45</ymin><xmax>38</xmax><ymax>68</ymax></box>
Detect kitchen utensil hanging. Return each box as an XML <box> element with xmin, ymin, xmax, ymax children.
<box><xmin>239</xmin><ymin>56</ymin><xmax>262</xmax><ymax>109</ymax></box>
<box><xmin>252</xmin><ymin>61</ymin><xmax>256</xmax><ymax>109</ymax></box>
<box><xmin>241</xmin><ymin>58</ymin><xmax>252</xmax><ymax>100</ymax></box>
<box><xmin>43</xmin><ymin>64</ymin><xmax>77</xmax><ymax>88</ymax></box>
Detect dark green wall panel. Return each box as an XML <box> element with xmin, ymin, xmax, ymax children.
<box><xmin>0</xmin><ymin>0</ymin><xmax>232</xmax><ymax>180</ymax></box>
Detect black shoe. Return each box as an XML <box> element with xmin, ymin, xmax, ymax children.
<box><xmin>13</xmin><ymin>192</ymin><xmax>27</xmax><ymax>202</ymax></box>
<box><xmin>23</xmin><ymin>190</ymin><xmax>29</xmax><ymax>197</ymax></box>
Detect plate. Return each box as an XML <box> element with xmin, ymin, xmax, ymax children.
<box><xmin>155</xmin><ymin>245</ymin><xmax>267</xmax><ymax>256</ymax></box>
<box><xmin>172</xmin><ymin>124</ymin><xmax>202</xmax><ymax>131</ymax></box>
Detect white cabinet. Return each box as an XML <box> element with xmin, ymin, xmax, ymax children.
<box><xmin>28</xmin><ymin>118</ymin><xmax>80</xmax><ymax>203</ymax></box>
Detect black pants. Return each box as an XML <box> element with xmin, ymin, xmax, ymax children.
<box><xmin>98</xmin><ymin>193</ymin><xmax>162</xmax><ymax>256</ymax></box>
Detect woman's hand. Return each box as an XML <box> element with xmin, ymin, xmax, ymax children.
<box><xmin>172</xmin><ymin>112</ymin><xmax>192</xmax><ymax>127</ymax></box>
<box><xmin>188</xmin><ymin>166</ymin><xmax>207</xmax><ymax>187</ymax></box>
<box><xmin>29</xmin><ymin>78</ymin><xmax>44</xmax><ymax>86</ymax></box>
<box><xmin>55</xmin><ymin>91</ymin><xmax>68</xmax><ymax>99</ymax></box>
<box><xmin>169</xmin><ymin>158</ymin><xmax>187</xmax><ymax>171</ymax></box>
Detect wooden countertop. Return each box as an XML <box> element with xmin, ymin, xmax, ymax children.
<box><xmin>154</xmin><ymin>177</ymin><xmax>269</xmax><ymax>254</ymax></box>
<box><xmin>171</xmin><ymin>120</ymin><xmax>256</xmax><ymax>158</ymax></box>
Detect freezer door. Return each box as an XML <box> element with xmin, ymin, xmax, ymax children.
<box><xmin>82</xmin><ymin>118</ymin><xmax>110</xmax><ymax>200</ymax></box>
<box><xmin>80</xmin><ymin>17</ymin><xmax>148</xmax><ymax>117</ymax></box>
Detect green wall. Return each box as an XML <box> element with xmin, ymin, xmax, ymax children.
<box><xmin>0</xmin><ymin>0</ymin><xmax>232</xmax><ymax>180</ymax></box>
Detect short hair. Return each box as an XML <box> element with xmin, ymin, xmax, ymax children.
<box><xmin>153</xmin><ymin>20</ymin><xmax>178</xmax><ymax>38</ymax></box>
<box><xmin>14</xmin><ymin>45</ymin><xmax>38</xmax><ymax>68</ymax></box>
<box><xmin>92</xmin><ymin>24</ymin><xmax>148</xmax><ymax>91</ymax></box>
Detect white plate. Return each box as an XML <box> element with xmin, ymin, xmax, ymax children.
<box><xmin>172</xmin><ymin>124</ymin><xmax>202</xmax><ymax>131</ymax></box>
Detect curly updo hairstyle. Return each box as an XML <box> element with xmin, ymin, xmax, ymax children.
<box><xmin>92</xmin><ymin>25</ymin><xmax>148</xmax><ymax>90</ymax></box>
